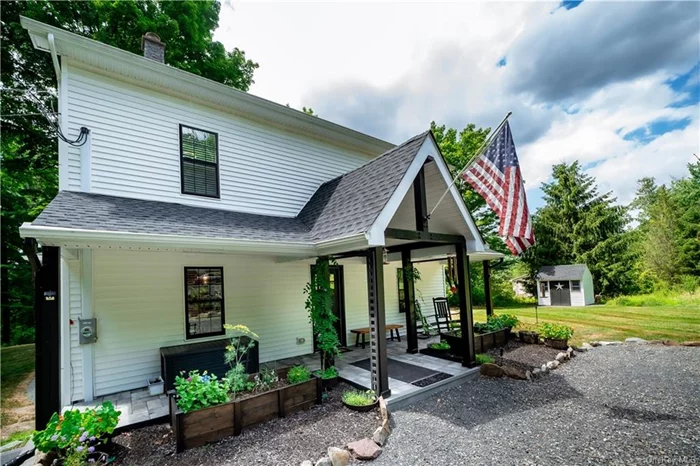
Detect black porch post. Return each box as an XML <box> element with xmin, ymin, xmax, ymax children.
<box><xmin>35</xmin><ymin>246</ymin><xmax>61</xmax><ymax>429</ymax></box>
<box><xmin>455</xmin><ymin>243</ymin><xmax>476</xmax><ymax>367</ymax></box>
<box><xmin>401</xmin><ymin>249</ymin><xmax>418</xmax><ymax>353</ymax></box>
<box><xmin>483</xmin><ymin>260</ymin><xmax>494</xmax><ymax>317</ymax></box>
<box><xmin>366</xmin><ymin>247</ymin><xmax>390</xmax><ymax>397</ymax></box>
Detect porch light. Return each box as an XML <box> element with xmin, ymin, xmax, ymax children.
<box><xmin>383</xmin><ymin>248</ymin><xmax>389</xmax><ymax>265</ymax></box>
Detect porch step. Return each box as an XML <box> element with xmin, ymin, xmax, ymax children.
<box><xmin>384</xmin><ymin>366</ymin><xmax>480</xmax><ymax>411</ymax></box>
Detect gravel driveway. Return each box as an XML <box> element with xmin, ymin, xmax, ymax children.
<box><xmin>376</xmin><ymin>345</ymin><xmax>700</xmax><ymax>465</ymax></box>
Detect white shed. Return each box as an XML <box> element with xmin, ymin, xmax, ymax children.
<box><xmin>535</xmin><ymin>264</ymin><xmax>594</xmax><ymax>306</ymax></box>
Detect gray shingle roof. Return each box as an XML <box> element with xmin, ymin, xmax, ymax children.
<box><xmin>536</xmin><ymin>264</ymin><xmax>588</xmax><ymax>281</ymax></box>
<box><xmin>31</xmin><ymin>132</ymin><xmax>430</xmax><ymax>244</ymax></box>
<box><xmin>298</xmin><ymin>131</ymin><xmax>429</xmax><ymax>240</ymax></box>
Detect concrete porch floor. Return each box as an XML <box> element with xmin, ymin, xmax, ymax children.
<box><xmin>269</xmin><ymin>336</ymin><xmax>480</xmax><ymax>408</ymax></box>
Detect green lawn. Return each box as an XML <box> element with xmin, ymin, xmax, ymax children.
<box><xmin>473</xmin><ymin>305</ymin><xmax>700</xmax><ymax>346</ymax></box>
<box><xmin>1</xmin><ymin>344</ymin><xmax>35</xmax><ymax>428</ymax></box>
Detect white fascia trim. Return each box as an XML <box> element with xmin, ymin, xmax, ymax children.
<box><xmin>20</xmin><ymin>224</ymin><xmax>373</xmax><ymax>258</ymax></box>
<box><xmin>19</xmin><ymin>17</ymin><xmax>394</xmax><ymax>157</ymax></box>
<box><xmin>424</xmin><ymin>137</ymin><xmax>487</xmax><ymax>252</ymax></box>
<box><xmin>20</xmin><ymin>224</ymin><xmax>317</xmax><ymax>257</ymax></box>
<box><xmin>366</xmin><ymin>138</ymin><xmax>435</xmax><ymax>245</ymax></box>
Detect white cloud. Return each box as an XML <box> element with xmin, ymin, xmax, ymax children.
<box><xmin>215</xmin><ymin>1</ymin><xmax>700</xmax><ymax>208</ymax></box>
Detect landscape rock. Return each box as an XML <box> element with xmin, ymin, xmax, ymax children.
<box><xmin>546</xmin><ymin>360</ymin><xmax>560</xmax><ymax>370</ymax></box>
<box><xmin>328</xmin><ymin>447</ymin><xmax>351</xmax><ymax>466</ymax></box>
<box><xmin>372</xmin><ymin>423</ymin><xmax>390</xmax><ymax>446</ymax></box>
<box><xmin>580</xmin><ymin>342</ymin><xmax>594</xmax><ymax>351</ymax></box>
<box><xmin>379</xmin><ymin>396</ymin><xmax>389</xmax><ymax>422</ymax></box>
<box><xmin>541</xmin><ymin>364</ymin><xmax>548</xmax><ymax>373</ymax></box>
<box><xmin>33</xmin><ymin>451</ymin><xmax>56</xmax><ymax>466</ymax></box>
<box><xmin>590</xmin><ymin>341</ymin><xmax>601</xmax><ymax>347</ymax></box>
<box><xmin>532</xmin><ymin>368</ymin><xmax>542</xmax><ymax>378</ymax></box>
<box><xmin>480</xmin><ymin>363</ymin><xmax>504</xmax><ymax>377</ymax></box>
<box><xmin>599</xmin><ymin>341</ymin><xmax>623</xmax><ymax>346</ymax></box>
<box><xmin>566</xmin><ymin>347</ymin><xmax>575</xmax><ymax>358</ymax></box>
<box><xmin>555</xmin><ymin>352</ymin><xmax>567</xmax><ymax>362</ymax></box>
<box><xmin>347</xmin><ymin>438</ymin><xmax>383</xmax><ymax>460</ymax></box>
<box><xmin>502</xmin><ymin>365</ymin><xmax>529</xmax><ymax>380</ymax></box>
<box><xmin>681</xmin><ymin>341</ymin><xmax>700</xmax><ymax>347</ymax></box>
<box><xmin>315</xmin><ymin>457</ymin><xmax>332</xmax><ymax>466</ymax></box>
<box><xmin>301</xmin><ymin>461</ymin><xmax>313</xmax><ymax>466</ymax></box>
<box><xmin>662</xmin><ymin>339</ymin><xmax>680</xmax><ymax>346</ymax></box>
<box><xmin>625</xmin><ymin>337</ymin><xmax>648</xmax><ymax>344</ymax></box>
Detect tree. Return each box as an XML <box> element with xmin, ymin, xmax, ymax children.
<box><xmin>522</xmin><ymin>162</ymin><xmax>635</xmax><ymax>297</ymax></box>
<box><xmin>0</xmin><ymin>1</ymin><xmax>258</xmax><ymax>344</ymax></box>
<box><xmin>641</xmin><ymin>187</ymin><xmax>679</xmax><ymax>283</ymax></box>
<box><xmin>671</xmin><ymin>160</ymin><xmax>700</xmax><ymax>277</ymax></box>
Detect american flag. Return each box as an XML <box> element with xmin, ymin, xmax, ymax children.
<box><xmin>461</xmin><ymin>121</ymin><xmax>535</xmax><ymax>255</ymax></box>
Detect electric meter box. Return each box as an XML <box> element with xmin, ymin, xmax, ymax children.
<box><xmin>78</xmin><ymin>318</ymin><xmax>97</xmax><ymax>344</ymax></box>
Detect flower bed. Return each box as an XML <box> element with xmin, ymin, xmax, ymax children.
<box><xmin>169</xmin><ymin>367</ymin><xmax>321</xmax><ymax>452</ymax></box>
<box><xmin>440</xmin><ymin>327</ymin><xmax>510</xmax><ymax>355</ymax></box>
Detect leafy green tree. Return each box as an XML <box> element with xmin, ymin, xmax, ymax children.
<box><xmin>671</xmin><ymin>160</ymin><xmax>700</xmax><ymax>277</ymax></box>
<box><xmin>1</xmin><ymin>1</ymin><xmax>258</xmax><ymax>344</ymax></box>
<box><xmin>522</xmin><ymin>162</ymin><xmax>635</xmax><ymax>296</ymax></box>
<box><xmin>641</xmin><ymin>186</ymin><xmax>679</xmax><ymax>284</ymax></box>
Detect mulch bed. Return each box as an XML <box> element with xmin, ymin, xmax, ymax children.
<box><xmin>110</xmin><ymin>382</ymin><xmax>378</xmax><ymax>465</ymax></box>
<box><xmin>486</xmin><ymin>341</ymin><xmax>561</xmax><ymax>371</ymax></box>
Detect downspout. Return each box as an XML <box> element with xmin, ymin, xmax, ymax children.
<box><xmin>48</xmin><ymin>33</ymin><xmax>61</xmax><ymax>83</ymax></box>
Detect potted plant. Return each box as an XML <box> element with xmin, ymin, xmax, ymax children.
<box><xmin>538</xmin><ymin>323</ymin><xmax>574</xmax><ymax>349</ymax></box>
<box><xmin>427</xmin><ymin>341</ymin><xmax>451</xmax><ymax>352</ymax></box>
<box><xmin>314</xmin><ymin>366</ymin><xmax>339</xmax><ymax>389</ymax></box>
<box><xmin>147</xmin><ymin>376</ymin><xmax>165</xmax><ymax>396</ymax></box>
<box><xmin>341</xmin><ymin>389</ymin><xmax>378</xmax><ymax>412</ymax></box>
<box><xmin>32</xmin><ymin>402</ymin><xmax>121</xmax><ymax>465</ymax></box>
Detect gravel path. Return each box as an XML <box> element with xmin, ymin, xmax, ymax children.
<box><xmin>376</xmin><ymin>345</ymin><xmax>700</xmax><ymax>465</ymax></box>
<box><xmin>112</xmin><ymin>383</ymin><xmax>377</xmax><ymax>465</ymax></box>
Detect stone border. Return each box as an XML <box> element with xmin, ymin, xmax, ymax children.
<box><xmin>300</xmin><ymin>397</ymin><xmax>391</xmax><ymax>465</ymax></box>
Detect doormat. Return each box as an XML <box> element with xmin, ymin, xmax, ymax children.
<box><xmin>412</xmin><ymin>372</ymin><xmax>452</xmax><ymax>387</ymax></box>
<box><xmin>350</xmin><ymin>358</ymin><xmax>452</xmax><ymax>385</ymax></box>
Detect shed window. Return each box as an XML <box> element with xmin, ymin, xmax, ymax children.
<box><xmin>185</xmin><ymin>267</ymin><xmax>225</xmax><ymax>339</ymax></box>
<box><xmin>571</xmin><ymin>280</ymin><xmax>581</xmax><ymax>291</ymax></box>
<box><xmin>540</xmin><ymin>282</ymin><xmax>549</xmax><ymax>298</ymax></box>
<box><xmin>180</xmin><ymin>125</ymin><xmax>219</xmax><ymax>198</ymax></box>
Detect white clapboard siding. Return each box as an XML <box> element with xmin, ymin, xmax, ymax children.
<box><xmin>66</xmin><ymin>259</ymin><xmax>83</xmax><ymax>402</ymax></box>
<box><xmin>340</xmin><ymin>259</ymin><xmax>446</xmax><ymax>344</ymax></box>
<box><xmin>91</xmin><ymin>250</ymin><xmax>315</xmax><ymax>396</ymax></box>
<box><xmin>570</xmin><ymin>287</ymin><xmax>585</xmax><ymax>307</ymax></box>
<box><xmin>63</xmin><ymin>64</ymin><xmax>373</xmax><ymax>217</ymax></box>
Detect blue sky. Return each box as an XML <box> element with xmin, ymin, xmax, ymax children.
<box><xmin>216</xmin><ymin>1</ymin><xmax>699</xmax><ymax>208</ymax></box>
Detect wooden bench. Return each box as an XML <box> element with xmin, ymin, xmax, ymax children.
<box><xmin>350</xmin><ymin>324</ymin><xmax>404</xmax><ymax>349</ymax></box>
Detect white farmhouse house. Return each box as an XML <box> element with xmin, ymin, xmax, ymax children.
<box><xmin>535</xmin><ymin>264</ymin><xmax>595</xmax><ymax>306</ymax></box>
<box><xmin>19</xmin><ymin>17</ymin><xmax>503</xmax><ymax>428</ymax></box>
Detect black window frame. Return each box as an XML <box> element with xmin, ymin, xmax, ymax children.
<box><xmin>184</xmin><ymin>266</ymin><xmax>226</xmax><ymax>340</ymax></box>
<box><xmin>397</xmin><ymin>268</ymin><xmax>406</xmax><ymax>313</ymax></box>
<box><xmin>179</xmin><ymin>124</ymin><xmax>220</xmax><ymax>199</ymax></box>
<box><xmin>571</xmin><ymin>280</ymin><xmax>581</xmax><ymax>292</ymax></box>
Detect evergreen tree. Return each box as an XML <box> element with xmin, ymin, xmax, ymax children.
<box><xmin>522</xmin><ymin>162</ymin><xmax>634</xmax><ymax>296</ymax></box>
<box><xmin>670</xmin><ymin>160</ymin><xmax>700</xmax><ymax>277</ymax></box>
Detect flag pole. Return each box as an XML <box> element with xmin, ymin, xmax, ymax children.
<box><xmin>428</xmin><ymin>111</ymin><xmax>513</xmax><ymax>219</ymax></box>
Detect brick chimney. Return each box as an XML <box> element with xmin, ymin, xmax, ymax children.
<box><xmin>141</xmin><ymin>32</ymin><xmax>165</xmax><ymax>63</ymax></box>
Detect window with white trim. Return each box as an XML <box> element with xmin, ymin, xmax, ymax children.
<box><xmin>571</xmin><ymin>280</ymin><xmax>581</xmax><ymax>292</ymax></box>
<box><xmin>540</xmin><ymin>282</ymin><xmax>549</xmax><ymax>298</ymax></box>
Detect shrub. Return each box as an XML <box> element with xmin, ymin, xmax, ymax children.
<box><xmin>538</xmin><ymin>323</ymin><xmax>574</xmax><ymax>341</ymax></box>
<box><xmin>342</xmin><ymin>390</ymin><xmax>377</xmax><ymax>407</ymax></box>
<box><xmin>476</xmin><ymin>353</ymin><xmax>494</xmax><ymax>365</ymax></box>
<box><xmin>428</xmin><ymin>341</ymin><xmax>451</xmax><ymax>351</ymax></box>
<box><xmin>287</xmin><ymin>365</ymin><xmax>311</xmax><ymax>384</ymax></box>
<box><xmin>488</xmin><ymin>313</ymin><xmax>519</xmax><ymax>329</ymax></box>
<box><xmin>174</xmin><ymin>370</ymin><xmax>229</xmax><ymax>413</ymax></box>
<box><xmin>253</xmin><ymin>367</ymin><xmax>279</xmax><ymax>392</ymax></box>
<box><xmin>314</xmin><ymin>366</ymin><xmax>339</xmax><ymax>380</ymax></box>
<box><xmin>33</xmin><ymin>401</ymin><xmax>120</xmax><ymax>465</ymax></box>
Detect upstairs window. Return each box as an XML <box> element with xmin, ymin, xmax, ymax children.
<box><xmin>180</xmin><ymin>125</ymin><xmax>219</xmax><ymax>198</ymax></box>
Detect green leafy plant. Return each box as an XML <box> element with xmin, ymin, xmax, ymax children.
<box><xmin>314</xmin><ymin>366</ymin><xmax>339</xmax><ymax>380</ymax></box>
<box><xmin>224</xmin><ymin>324</ymin><xmax>259</xmax><ymax>399</ymax></box>
<box><xmin>33</xmin><ymin>401</ymin><xmax>120</xmax><ymax>465</ymax></box>
<box><xmin>342</xmin><ymin>389</ymin><xmax>377</xmax><ymax>407</ymax></box>
<box><xmin>305</xmin><ymin>258</ymin><xmax>341</xmax><ymax>370</ymax></box>
<box><xmin>476</xmin><ymin>353</ymin><xmax>494</xmax><ymax>364</ymax></box>
<box><xmin>253</xmin><ymin>367</ymin><xmax>279</xmax><ymax>392</ymax></box>
<box><xmin>538</xmin><ymin>322</ymin><xmax>574</xmax><ymax>341</ymax></box>
<box><xmin>489</xmin><ymin>313</ymin><xmax>519</xmax><ymax>329</ymax></box>
<box><xmin>474</xmin><ymin>320</ymin><xmax>501</xmax><ymax>334</ymax></box>
<box><xmin>174</xmin><ymin>370</ymin><xmax>229</xmax><ymax>413</ymax></box>
<box><xmin>428</xmin><ymin>341</ymin><xmax>451</xmax><ymax>351</ymax></box>
<box><xmin>287</xmin><ymin>365</ymin><xmax>311</xmax><ymax>384</ymax></box>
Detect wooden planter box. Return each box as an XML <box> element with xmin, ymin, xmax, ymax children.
<box><xmin>440</xmin><ymin>327</ymin><xmax>510</xmax><ymax>355</ymax></box>
<box><xmin>169</xmin><ymin>368</ymin><xmax>321</xmax><ymax>452</ymax></box>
